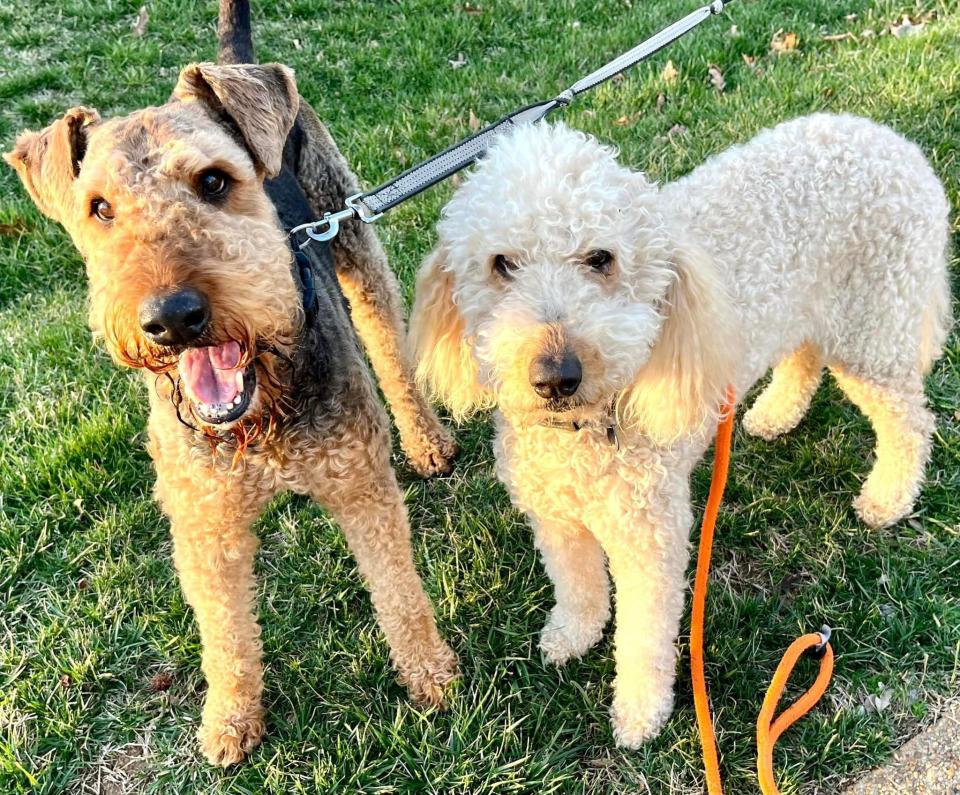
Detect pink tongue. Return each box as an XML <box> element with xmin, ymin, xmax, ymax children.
<box><xmin>179</xmin><ymin>342</ymin><xmax>243</xmax><ymax>405</ymax></box>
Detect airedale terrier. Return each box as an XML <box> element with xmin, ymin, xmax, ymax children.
<box><xmin>5</xmin><ymin>0</ymin><xmax>458</xmax><ymax>766</ymax></box>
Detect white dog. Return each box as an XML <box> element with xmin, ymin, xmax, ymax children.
<box><xmin>409</xmin><ymin>115</ymin><xmax>952</xmax><ymax>745</ymax></box>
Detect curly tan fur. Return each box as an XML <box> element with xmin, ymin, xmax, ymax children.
<box><xmin>5</xmin><ymin>62</ymin><xmax>458</xmax><ymax>766</ymax></box>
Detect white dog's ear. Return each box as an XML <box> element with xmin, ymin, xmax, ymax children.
<box><xmin>408</xmin><ymin>245</ymin><xmax>492</xmax><ymax>419</ymax></box>
<box><xmin>618</xmin><ymin>235</ymin><xmax>736</xmax><ymax>443</ymax></box>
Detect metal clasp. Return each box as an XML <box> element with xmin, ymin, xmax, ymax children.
<box><xmin>289</xmin><ymin>193</ymin><xmax>384</xmax><ymax>244</ymax></box>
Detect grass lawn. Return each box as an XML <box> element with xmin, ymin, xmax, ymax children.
<box><xmin>1</xmin><ymin>0</ymin><xmax>958</xmax><ymax>792</ymax></box>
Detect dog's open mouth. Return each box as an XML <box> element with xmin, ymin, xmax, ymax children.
<box><xmin>178</xmin><ymin>341</ymin><xmax>256</xmax><ymax>425</ymax></box>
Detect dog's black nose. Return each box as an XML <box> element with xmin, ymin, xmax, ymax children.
<box><xmin>530</xmin><ymin>352</ymin><xmax>582</xmax><ymax>399</ymax></box>
<box><xmin>138</xmin><ymin>287</ymin><xmax>210</xmax><ymax>346</ymax></box>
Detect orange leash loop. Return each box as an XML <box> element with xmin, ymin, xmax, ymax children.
<box><xmin>691</xmin><ymin>388</ymin><xmax>834</xmax><ymax>795</ymax></box>
<box><xmin>756</xmin><ymin>634</ymin><xmax>834</xmax><ymax>794</ymax></box>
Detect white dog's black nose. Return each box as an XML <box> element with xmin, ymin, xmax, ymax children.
<box><xmin>530</xmin><ymin>352</ymin><xmax>582</xmax><ymax>399</ymax></box>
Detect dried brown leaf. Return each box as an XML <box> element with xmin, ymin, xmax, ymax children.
<box><xmin>770</xmin><ymin>29</ymin><xmax>799</xmax><ymax>53</ymax></box>
<box><xmin>132</xmin><ymin>5</ymin><xmax>149</xmax><ymax>38</ymax></box>
<box><xmin>656</xmin><ymin>92</ymin><xmax>666</xmax><ymax>113</ymax></box>
<box><xmin>148</xmin><ymin>672</ymin><xmax>174</xmax><ymax>693</ymax></box>
<box><xmin>614</xmin><ymin>115</ymin><xmax>630</xmax><ymax>127</ymax></box>
<box><xmin>661</xmin><ymin>59</ymin><xmax>678</xmax><ymax>84</ymax></box>
<box><xmin>890</xmin><ymin>15</ymin><xmax>924</xmax><ymax>38</ymax></box>
<box><xmin>468</xmin><ymin>109</ymin><xmax>481</xmax><ymax>131</ymax></box>
<box><xmin>708</xmin><ymin>64</ymin><xmax>725</xmax><ymax>92</ymax></box>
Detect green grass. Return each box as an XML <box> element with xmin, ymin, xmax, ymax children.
<box><xmin>1</xmin><ymin>0</ymin><xmax>958</xmax><ymax>792</ymax></box>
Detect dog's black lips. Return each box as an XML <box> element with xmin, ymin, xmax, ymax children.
<box><xmin>190</xmin><ymin>362</ymin><xmax>257</xmax><ymax>425</ymax></box>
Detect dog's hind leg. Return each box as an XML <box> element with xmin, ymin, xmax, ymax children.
<box><xmin>829</xmin><ymin>365</ymin><xmax>935</xmax><ymax>528</ymax></box>
<box><xmin>534</xmin><ymin>519</ymin><xmax>611</xmax><ymax>665</ymax></box>
<box><xmin>292</xmin><ymin>105</ymin><xmax>457</xmax><ymax>477</ymax></box>
<box><xmin>743</xmin><ymin>342</ymin><xmax>823</xmax><ymax>440</ymax></box>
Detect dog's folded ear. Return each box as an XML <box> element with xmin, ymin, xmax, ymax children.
<box><xmin>408</xmin><ymin>245</ymin><xmax>492</xmax><ymax>419</ymax></box>
<box><xmin>4</xmin><ymin>106</ymin><xmax>100</xmax><ymax>224</ymax></box>
<box><xmin>617</xmin><ymin>234</ymin><xmax>736</xmax><ymax>443</ymax></box>
<box><xmin>174</xmin><ymin>62</ymin><xmax>299</xmax><ymax>178</ymax></box>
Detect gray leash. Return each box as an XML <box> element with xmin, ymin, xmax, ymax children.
<box><xmin>291</xmin><ymin>0</ymin><xmax>732</xmax><ymax>244</ymax></box>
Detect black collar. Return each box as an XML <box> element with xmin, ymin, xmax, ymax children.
<box><xmin>289</xmin><ymin>233</ymin><xmax>318</xmax><ymax>326</ymax></box>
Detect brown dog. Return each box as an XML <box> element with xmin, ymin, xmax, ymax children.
<box><xmin>5</xmin><ymin>0</ymin><xmax>458</xmax><ymax>766</ymax></box>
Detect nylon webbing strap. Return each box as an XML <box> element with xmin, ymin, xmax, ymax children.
<box><xmin>292</xmin><ymin>0</ymin><xmax>731</xmax><ymax>243</ymax></box>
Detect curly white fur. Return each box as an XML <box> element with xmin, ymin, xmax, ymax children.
<box><xmin>409</xmin><ymin>115</ymin><xmax>952</xmax><ymax>745</ymax></box>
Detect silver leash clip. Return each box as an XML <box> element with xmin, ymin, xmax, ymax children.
<box><xmin>290</xmin><ymin>193</ymin><xmax>384</xmax><ymax>244</ymax></box>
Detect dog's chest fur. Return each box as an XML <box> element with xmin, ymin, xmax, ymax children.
<box><xmin>492</xmin><ymin>414</ymin><xmax>700</xmax><ymax>533</ymax></box>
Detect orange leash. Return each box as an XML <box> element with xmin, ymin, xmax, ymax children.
<box><xmin>691</xmin><ymin>389</ymin><xmax>835</xmax><ymax>795</ymax></box>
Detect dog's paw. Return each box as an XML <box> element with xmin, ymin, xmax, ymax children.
<box><xmin>405</xmin><ymin>423</ymin><xmax>458</xmax><ymax>478</ymax></box>
<box><xmin>742</xmin><ymin>403</ymin><xmax>798</xmax><ymax>441</ymax></box>
<box><xmin>539</xmin><ymin>607</ymin><xmax>606</xmax><ymax>666</ymax></box>
<box><xmin>198</xmin><ymin>704</ymin><xmax>266</xmax><ymax>767</ymax></box>
<box><xmin>401</xmin><ymin>643</ymin><xmax>460</xmax><ymax>708</ymax></box>
<box><xmin>854</xmin><ymin>479</ymin><xmax>916</xmax><ymax>529</ymax></box>
<box><xmin>610</xmin><ymin>689</ymin><xmax>674</xmax><ymax>749</ymax></box>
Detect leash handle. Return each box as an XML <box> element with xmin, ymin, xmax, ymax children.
<box><xmin>292</xmin><ymin>0</ymin><xmax>733</xmax><ymax>243</ymax></box>
<box><xmin>757</xmin><ymin>633</ymin><xmax>835</xmax><ymax>794</ymax></box>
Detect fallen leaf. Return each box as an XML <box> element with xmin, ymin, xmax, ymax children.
<box><xmin>845</xmin><ymin>13</ymin><xmax>858</xmax><ymax>21</ymax></box>
<box><xmin>461</xmin><ymin>2</ymin><xmax>483</xmax><ymax>14</ymax></box>
<box><xmin>450</xmin><ymin>173</ymin><xmax>462</xmax><ymax>188</ymax></box>
<box><xmin>77</xmin><ymin>577</ymin><xmax>88</xmax><ymax>590</ymax></box>
<box><xmin>890</xmin><ymin>15</ymin><xmax>923</xmax><ymax>38</ymax></box>
<box><xmin>728</xmin><ymin>24</ymin><xmax>740</xmax><ymax>37</ymax></box>
<box><xmin>708</xmin><ymin>64</ymin><xmax>725</xmax><ymax>92</ymax></box>
<box><xmin>953</xmin><ymin>409</ymin><xmax>960</xmax><ymax>421</ymax></box>
<box><xmin>823</xmin><ymin>32</ymin><xmax>854</xmax><ymax>42</ymax></box>
<box><xmin>60</xmin><ymin>674</ymin><xmax>72</xmax><ymax>689</ymax></box>
<box><xmin>571</xmin><ymin>20</ymin><xmax>581</xmax><ymax>29</ymax></box>
<box><xmin>611</xmin><ymin>72</ymin><xmax>625</xmax><ymax>83</ymax></box>
<box><xmin>656</xmin><ymin>92</ymin><xmax>666</xmax><ymax>113</ymax></box>
<box><xmin>861</xmin><ymin>28</ymin><xmax>876</xmax><ymax>39</ymax></box>
<box><xmin>661</xmin><ymin>59</ymin><xmax>678</xmax><ymax>84</ymax></box>
<box><xmin>148</xmin><ymin>672</ymin><xmax>174</xmax><ymax>693</ymax></box>
<box><xmin>863</xmin><ymin>686</ymin><xmax>893</xmax><ymax>714</ymax></box>
<box><xmin>292</xmin><ymin>38</ymin><xmax>302</xmax><ymax>50</ymax></box>
<box><xmin>0</xmin><ymin>220</ymin><xmax>28</xmax><ymax>236</ymax></box>
<box><xmin>449</xmin><ymin>52</ymin><xmax>468</xmax><ymax>69</ymax></box>
<box><xmin>770</xmin><ymin>29</ymin><xmax>798</xmax><ymax>54</ymax></box>
<box><xmin>614</xmin><ymin>115</ymin><xmax>630</xmax><ymax>127</ymax></box>
<box><xmin>668</xmin><ymin>123</ymin><xmax>687</xmax><ymax>138</ymax></box>
<box><xmin>742</xmin><ymin>53</ymin><xmax>758</xmax><ymax>71</ymax></box>
<box><xmin>468</xmin><ymin>109</ymin><xmax>481</xmax><ymax>131</ymax></box>
<box><xmin>132</xmin><ymin>5</ymin><xmax>149</xmax><ymax>37</ymax></box>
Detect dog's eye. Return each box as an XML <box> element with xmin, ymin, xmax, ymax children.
<box><xmin>492</xmin><ymin>254</ymin><xmax>519</xmax><ymax>279</ymax></box>
<box><xmin>90</xmin><ymin>198</ymin><xmax>115</xmax><ymax>224</ymax></box>
<box><xmin>583</xmin><ymin>249</ymin><xmax>614</xmax><ymax>275</ymax></box>
<box><xmin>198</xmin><ymin>169</ymin><xmax>231</xmax><ymax>202</ymax></box>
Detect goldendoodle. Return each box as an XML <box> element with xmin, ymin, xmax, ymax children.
<box><xmin>408</xmin><ymin>116</ymin><xmax>951</xmax><ymax>745</ymax></box>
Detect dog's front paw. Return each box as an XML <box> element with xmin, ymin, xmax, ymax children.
<box><xmin>400</xmin><ymin>642</ymin><xmax>460</xmax><ymax>708</ymax></box>
<box><xmin>610</xmin><ymin>687</ymin><xmax>674</xmax><ymax>749</ymax></box>
<box><xmin>405</xmin><ymin>423</ymin><xmax>459</xmax><ymax>478</ymax></box>
<box><xmin>539</xmin><ymin>606</ymin><xmax>606</xmax><ymax>665</ymax></box>
<box><xmin>199</xmin><ymin>702</ymin><xmax>266</xmax><ymax>767</ymax></box>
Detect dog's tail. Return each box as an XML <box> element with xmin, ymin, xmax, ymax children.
<box><xmin>218</xmin><ymin>0</ymin><xmax>255</xmax><ymax>64</ymax></box>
